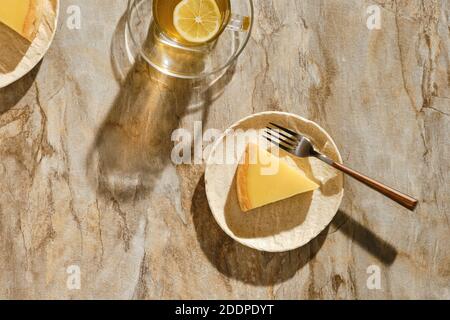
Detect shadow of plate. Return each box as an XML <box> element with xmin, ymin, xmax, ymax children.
<box><xmin>0</xmin><ymin>62</ymin><xmax>41</xmax><ymax>115</ymax></box>
<box><xmin>192</xmin><ymin>175</ymin><xmax>328</xmax><ymax>285</ymax></box>
<box><xmin>224</xmin><ymin>172</ymin><xmax>312</xmax><ymax>239</ymax></box>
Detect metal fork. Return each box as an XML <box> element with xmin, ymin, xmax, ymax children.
<box><xmin>265</xmin><ymin>123</ymin><xmax>418</xmax><ymax>211</ymax></box>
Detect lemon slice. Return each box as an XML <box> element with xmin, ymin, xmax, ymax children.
<box><xmin>173</xmin><ymin>0</ymin><xmax>222</xmax><ymax>44</ymax></box>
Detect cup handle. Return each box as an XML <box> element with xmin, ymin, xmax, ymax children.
<box><xmin>226</xmin><ymin>14</ymin><xmax>251</xmax><ymax>32</ymax></box>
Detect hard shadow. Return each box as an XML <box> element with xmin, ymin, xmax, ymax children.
<box><xmin>87</xmin><ymin>57</ymin><xmax>192</xmax><ymax>202</ymax></box>
<box><xmin>224</xmin><ymin>171</ymin><xmax>312</xmax><ymax>238</ymax></box>
<box><xmin>331</xmin><ymin>210</ymin><xmax>398</xmax><ymax>265</ymax></box>
<box><xmin>0</xmin><ymin>61</ymin><xmax>41</xmax><ymax>115</ymax></box>
<box><xmin>0</xmin><ymin>22</ymin><xmax>32</xmax><ymax>74</ymax></box>
<box><xmin>192</xmin><ymin>174</ymin><xmax>328</xmax><ymax>285</ymax></box>
<box><xmin>85</xmin><ymin>9</ymin><xmax>236</xmax><ymax>217</ymax></box>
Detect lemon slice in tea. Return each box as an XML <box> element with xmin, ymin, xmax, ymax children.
<box><xmin>173</xmin><ymin>0</ymin><xmax>222</xmax><ymax>44</ymax></box>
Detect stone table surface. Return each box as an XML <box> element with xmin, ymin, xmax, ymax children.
<box><xmin>0</xmin><ymin>0</ymin><xmax>449</xmax><ymax>299</ymax></box>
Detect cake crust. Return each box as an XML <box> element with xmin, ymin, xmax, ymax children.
<box><xmin>22</xmin><ymin>0</ymin><xmax>41</xmax><ymax>42</ymax></box>
<box><xmin>236</xmin><ymin>146</ymin><xmax>252</xmax><ymax>212</ymax></box>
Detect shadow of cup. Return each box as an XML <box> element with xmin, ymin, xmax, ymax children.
<box><xmin>89</xmin><ymin>9</ymin><xmax>238</xmax><ymax>208</ymax></box>
<box><xmin>87</xmin><ymin>57</ymin><xmax>193</xmax><ymax>201</ymax></box>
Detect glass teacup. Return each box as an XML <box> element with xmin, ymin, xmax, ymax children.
<box><xmin>126</xmin><ymin>0</ymin><xmax>253</xmax><ymax>79</ymax></box>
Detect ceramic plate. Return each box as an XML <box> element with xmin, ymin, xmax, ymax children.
<box><xmin>205</xmin><ymin>111</ymin><xmax>344</xmax><ymax>252</ymax></box>
<box><xmin>0</xmin><ymin>0</ymin><xmax>59</xmax><ymax>88</ymax></box>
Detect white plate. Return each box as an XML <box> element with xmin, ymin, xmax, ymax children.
<box><xmin>0</xmin><ymin>0</ymin><xmax>59</xmax><ymax>88</ymax></box>
<box><xmin>205</xmin><ymin>111</ymin><xmax>344</xmax><ymax>252</ymax></box>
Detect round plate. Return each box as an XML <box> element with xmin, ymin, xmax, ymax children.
<box><xmin>205</xmin><ymin>111</ymin><xmax>344</xmax><ymax>252</ymax></box>
<box><xmin>0</xmin><ymin>0</ymin><xmax>59</xmax><ymax>88</ymax></box>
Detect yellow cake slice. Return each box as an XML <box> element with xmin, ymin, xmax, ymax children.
<box><xmin>236</xmin><ymin>143</ymin><xmax>320</xmax><ymax>212</ymax></box>
<box><xmin>0</xmin><ymin>0</ymin><xmax>41</xmax><ymax>42</ymax></box>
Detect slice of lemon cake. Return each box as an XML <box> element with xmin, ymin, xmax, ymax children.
<box><xmin>236</xmin><ymin>143</ymin><xmax>319</xmax><ymax>212</ymax></box>
<box><xmin>0</xmin><ymin>0</ymin><xmax>41</xmax><ymax>42</ymax></box>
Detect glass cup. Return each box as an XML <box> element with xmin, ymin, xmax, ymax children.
<box><xmin>126</xmin><ymin>0</ymin><xmax>253</xmax><ymax>79</ymax></box>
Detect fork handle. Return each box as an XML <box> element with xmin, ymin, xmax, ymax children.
<box><xmin>315</xmin><ymin>154</ymin><xmax>418</xmax><ymax>211</ymax></box>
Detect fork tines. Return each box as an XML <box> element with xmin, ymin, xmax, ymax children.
<box><xmin>269</xmin><ymin>122</ymin><xmax>302</xmax><ymax>139</ymax></box>
<box><xmin>264</xmin><ymin>123</ymin><xmax>300</xmax><ymax>153</ymax></box>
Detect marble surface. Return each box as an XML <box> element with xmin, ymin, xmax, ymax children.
<box><xmin>0</xmin><ymin>0</ymin><xmax>449</xmax><ymax>299</ymax></box>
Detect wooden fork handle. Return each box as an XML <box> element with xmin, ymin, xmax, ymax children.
<box><xmin>327</xmin><ymin>160</ymin><xmax>418</xmax><ymax>211</ymax></box>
